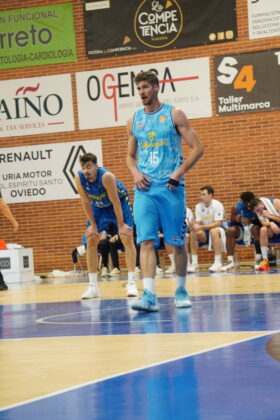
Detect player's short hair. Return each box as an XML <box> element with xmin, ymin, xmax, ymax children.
<box><xmin>79</xmin><ymin>153</ymin><xmax>97</xmax><ymax>165</ymax></box>
<box><xmin>248</xmin><ymin>198</ymin><xmax>261</xmax><ymax>211</ymax></box>
<box><xmin>240</xmin><ymin>191</ymin><xmax>255</xmax><ymax>203</ymax></box>
<box><xmin>134</xmin><ymin>71</ymin><xmax>159</xmax><ymax>87</ymax></box>
<box><xmin>200</xmin><ymin>186</ymin><xmax>214</xmax><ymax>195</ymax></box>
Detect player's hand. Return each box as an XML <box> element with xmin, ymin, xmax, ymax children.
<box><xmin>134</xmin><ymin>171</ymin><xmax>151</xmax><ymax>190</ymax></box>
<box><xmin>119</xmin><ymin>224</ymin><xmax>133</xmax><ymax>237</ymax></box>
<box><xmin>110</xmin><ymin>235</ymin><xmax>119</xmax><ymax>243</ymax></box>
<box><xmin>263</xmin><ymin>210</ymin><xmax>271</xmax><ymax>219</ymax></box>
<box><xmin>85</xmin><ymin>224</ymin><xmax>99</xmax><ymax>239</ymax></box>
<box><xmin>269</xmin><ymin>222</ymin><xmax>280</xmax><ymax>235</ymax></box>
<box><xmin>192</xmin><ymin>223</ymin><xmax>202</xmax><ymax>232</ymax></box>
<box><xmin>167</xmin><ymin>172</ymin><xmax>181</xmax><ymax>190</ymax></box>
<box><xmin>188</xmin><ymin>220</ymin><xmax>194</xmax><ymax>230</ymax></box>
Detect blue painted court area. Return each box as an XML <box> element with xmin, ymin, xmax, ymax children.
<box><xmin>1</xmin><ymin>333</ymin><xmax>279</xmax><ymax>420</ymax></box>
<box><xmin>1</xmin><ymin>292</ymin><xmax>280</xmax><ymax>419</ymax></box>
<box><xmin>1</xmin><ymin>293</ymin><xmax>280</xmax><ymax>339</ymax></box>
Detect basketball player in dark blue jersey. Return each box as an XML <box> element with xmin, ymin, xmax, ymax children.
<box><xmin>127</xmin><ymin>71</ymin><xmax>204</xmax><ymax>312</ymax></box>
<box><xmin>221</xmin><ymin>191</ymin><xmax>261</xmax><ymax>271</ymax></box>
<box><xmin>75</xmin><ymin>153</ymin><xmax>137</xmax><ymax>299</ymax></box>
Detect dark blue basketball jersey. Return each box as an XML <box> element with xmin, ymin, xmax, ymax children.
<box><xmin>236</xmin><ymin>201</ymin><xmax>255</xmax><ymax>219</ymax></box>
<box><xmin>78</xmin><ymin>167</ymin><xmax>129</xmax><ymax>208</ymax></box>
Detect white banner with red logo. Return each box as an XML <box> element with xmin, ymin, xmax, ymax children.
<box><xmin>76</xmin><ymin>57</ymin><xmax>212</xmax><ymax>129</ymax></box>
<box><xmin>0</xmin><ymin>139</ymin><xmax>102</xmax><ymax>203</ymax></box>
<box><xmin>0</xmin><ymin>74</ymin><xmax>74</xmax><ymax>137</ymax></box>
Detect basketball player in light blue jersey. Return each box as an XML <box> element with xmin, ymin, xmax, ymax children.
<box><xmin>75</xmin><ymin>153</ymin><xmax>137</xmax><ymax>299</ymax></box>
<box><xmin>127</xmin><ymin>71</ymin><xmax>204</xmax><ymax>312</ymax></box>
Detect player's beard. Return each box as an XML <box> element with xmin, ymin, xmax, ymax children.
<box><xmin>142</xmin><ymin>96</ymin><xmax>152</xmax><ymax>106</ymax></box>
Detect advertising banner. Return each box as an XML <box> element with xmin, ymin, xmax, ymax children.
<box><xmin>76</xmin><ymin>57</ymin><xmax>212</xmax><ymax>129</ymax></box>
<box><xmin>214</xmin><ymin>49</ymin><xmax>280</xmax><ymax>116</ymax></box>
<box><xmin>0</xmin><ymin>74</ymin><xmax>75</xmax><ymax>137</ymax></box>
<box><xmin>0</xmin><ymin>3</ymin><xmax>76</xmax><ymax>69</ymax></box>
<box><xmin>84</xmin><ymin>0</ymin><xmax>237</xmax><ymax>58</ymax></box>
<box><xmin>0</xmin><ymin>140</ymin><xmax>102</xmax><ymax>204</ymax></box>
<box><xmin>248</xmin><ymin>0</ymin><xmax>280</xmax><ymax>39</ymax></box>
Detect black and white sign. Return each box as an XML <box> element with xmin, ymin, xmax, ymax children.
<box><xmin>0</xmin><ymin>74</ymin><xmax>74</xmax><ymax>137</ymax></box>
<box><xmin>248</xmin><ymin>0</ymin><xmax>280</xmax><ymax>39</ymax></box>
<box><xmin>84</xmin><ymin>0</ymin><xmax>237</xmax><ymax>58</ymax></box>
<box><xmin>23</xmin><ymin>256</ymin><xmax>30</xmax><ymax>269</ymax></box>
<box><xmin>215</xmin><ymin>49</ymin><xmax>280</xmax><ymax>116</ymax></box>
<box><xmin>0</xmin><ymin>257</ymin><xmax>11</xmax><ymax>270</ymax></box>
<box><xmin>76</xmin><ymin>57</ymin><xmax>212</xmax><ymax>129</ymax></box>
<box><xmin>0</xmin><ymin>140</ymin><xmax>102</xmax><ymax>203</ymax></box>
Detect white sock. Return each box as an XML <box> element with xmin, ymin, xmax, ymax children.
<box><xmin>143</xmin><ymin>277</ymin><xmax>155</xmax><ymax>293</ymax></box>
<box><xmin>261</xmin><ymin>246</ymin><xmax>268</xmax><ymax>260</ymax></box>
<box><xmin>214</xmin><ymin>255</ymin><xmax>222</xmax><ymax>264</ymax></box>
<box><xmin>176</xmin><ymin>275</ymin><xmax>186</xmax><ymax>288</ymax></box>
<box><xmin>168</xmin><ymin>253</ymin><xmax>175</xmax><ymax>268</ymax></box>
<box><xmin>227</xmin><ymin>256</ymin><xmax>234</xmax><ymax>263</ymax></box>
<box><xmin>128</xmin><ymin>272</ymin><xmax>135</xmax><ymax>283</ymax></box>
<box><xmin>88</xmin><ymin>273</ymin><xmax>97</xmax><ymax>286</ymax></box>
<box><xmin>255</xmin><ymin>253</ymin><xmax>262</xmax><ymax>262</ymax></box>
<box><xmin>191</xmin><ymin>255</ymin><xmax>198</xmax><ymax>266</ymax></box>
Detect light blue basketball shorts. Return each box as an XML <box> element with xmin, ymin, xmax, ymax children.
<box><xmin>133</xmin><ymin>183</ymin><xmax>187</xmax><ymax>247</ymax></box>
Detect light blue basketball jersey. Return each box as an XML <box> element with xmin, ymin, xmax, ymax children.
<box><xmin>132</xmin><ymin>103</ymin><xmax>184</xmax><ymax>184</ymax></box>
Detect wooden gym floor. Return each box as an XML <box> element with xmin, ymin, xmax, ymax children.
<box><xmin>0</xmin><ymin>269</ymin><xmax>280</xmax><ymax>419</ymax></box>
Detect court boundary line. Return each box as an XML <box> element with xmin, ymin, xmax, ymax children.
<box><xmin>32</xmin><ymin>293</ymin><xmax>279</xmax><ymax>325</ymax></box>
<box><xmin>1</xmin><ymin>330</ymin><xmax>278</xmax><ymax>412</ymax></box>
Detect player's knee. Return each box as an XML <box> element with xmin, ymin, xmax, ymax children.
<box><xmin>260</xmin><ymin>226</ymin><xmax>268</xmax><ymax>236</ymax></box>
<box><xmin>87</xmin><ymin>236</ymin><xmax>99</xmax><ymax>248</ymax></box>
<box><xmin>190</xmin><ymin>230</ymin><xmax>197</xmax><ymax>238</ymax></box>
<box><xmin>140</xmin><ymin>239</ymin><xmax>154</xmax><ymax>250</ymax></box>
<box><xmin>120</xmin><ymin>234</ymin><xmax>133</xmax><ymax>248</ymax></box>
<box><xmin>175</xmin><ymin>243</ymin><xmax>187</xmax><ymax>255</ymax></box>
<box><xmin>210</xmin><ymin>228</ymin><xmax>219</xmax><ymax>238</ymax></box>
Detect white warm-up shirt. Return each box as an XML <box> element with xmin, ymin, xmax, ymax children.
<box><xmin>195</xmin><ymin>199</ymin><xmax>227</xmax><ymax>229</ymax></box>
